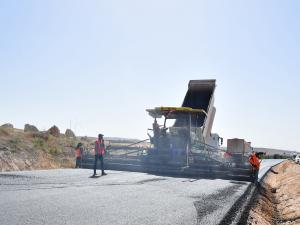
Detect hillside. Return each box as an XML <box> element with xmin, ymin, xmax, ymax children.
<box><xmin>0</xmin><ymin>125</ymin><xmax>147</xmax><ymax>172</ymax></box>
<box><xmin>0</xmin><ymin>125</ymin><xmax>87</xmax><ymax>172</ymax></box>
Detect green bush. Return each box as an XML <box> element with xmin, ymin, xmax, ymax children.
<box><xmin>9</xmin><ymin>136</ymin><xmax>20</xmax><ymax>145</ymax></box>
<box><xmin>8</xmin><ymin>136</ymin><xmax>21</xmax><ymax>152</ymax></box>
<box><xmin>49</xmin><ymin>146</ymin><xmax>61</xmax><ymax>155</ymax></box>
<box><xmin>33</xmin><ymin>138</ymin><xmax>45</xmax><ymax>149</ymax></box>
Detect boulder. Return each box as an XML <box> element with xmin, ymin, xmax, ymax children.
<box><xmin>48</xmin><ymin>125</ymin><xmax>60</xmax><ymax>137</ymax></box>
<box><xmin>24</xmin><ymin>124</ymin><xmax>39</xmax><ymax>133</ymax></box>
<box><xmin>65</xmin><ymin>129</ymin><xmax>75</xmax><ymax>138</ymax></box>
<box><xmin>0</xmin><ymin>123</ymin><xmax>13</xmax><ymax>129</ymax></box>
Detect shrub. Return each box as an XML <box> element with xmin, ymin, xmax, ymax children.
<box><xmin>9</xmin><ymin>136</ymin><xmax>20</xmax><ymax>145</ymax></box>
<box><xmin>33</xmin><ymin>138</ymin><xmax>45</xmax><ymax>149</ymax></box>
<box><xmin>49</xmin><ymin>146</ymin><xmax>61</xmax><ymax>155</ymax></box>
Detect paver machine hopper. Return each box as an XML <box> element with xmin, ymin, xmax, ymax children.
<box><xmin>146</xmin><ymin>80</ymin><xmax>218</xmax><ymax>165</ymax></box>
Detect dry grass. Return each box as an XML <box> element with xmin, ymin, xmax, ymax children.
<box><xmin>0</xmin><ymin>127</ymin><xmax>80</xmax><ymax>171</ymax></box>
<box><xmin>0</xmin><ymin>127</ymin><xmax>12</xmax><ymax>136</ymax></box>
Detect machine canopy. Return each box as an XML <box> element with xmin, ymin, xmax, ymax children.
<box><xmin>146</xmin><ymin>107</ymin><xmax>207</xmax><ymax>119</ymax></box>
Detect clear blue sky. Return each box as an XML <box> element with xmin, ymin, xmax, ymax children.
<box><xmin>0</xmin><ymin>0</ymin><xmax>299</xmax><ymax>151</ymax></box>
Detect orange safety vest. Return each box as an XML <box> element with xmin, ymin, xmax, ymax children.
<box><xmin>249</xmin><ymin>154</ymin><xmax>260</xmax><ymax>171</ymax></box>
<box><xmin>95</xmin><ymin>139</ymin><xmax>105</xmax><ymax>155</ymax></box>
<box><xmin>75</xmin><ymin>148</ymin><xmax>81</xmax><ymax>158</ymax></box>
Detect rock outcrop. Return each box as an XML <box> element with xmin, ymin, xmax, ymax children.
<box><xmin>24</xmin><ymin>124</ymin><xmax>39</xmax><ymax>133</ymax></box>
<box><xmin>48</xmin><ymin>126</ymin><xmax>60</xmax><ymax>137</ymax></box>
<box><xmin>65</xmin><ymin>129</ymin><xmax>75</xmax><ymax>138</ymax></box>
<box><xmin>0</xmin><ymin>123</ymin><xmax>13</xmax><ymax>129</ymax></box>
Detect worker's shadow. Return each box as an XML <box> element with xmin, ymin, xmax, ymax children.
<box><xmin>89</xmin><ymin>175</ymin><xmax>101</xmax><ymax>178</ymax></box>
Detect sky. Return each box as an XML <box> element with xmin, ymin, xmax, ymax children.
<box><xmin>0</xmin><ymin>0</ymin><xmax>299</xmax><ymax>151</ymax></box>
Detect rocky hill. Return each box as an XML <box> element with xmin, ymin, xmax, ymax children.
<box><xmin>0</xmin><ymin>124</ymin><xmax>88</xmax><ymax>172</ymax></box>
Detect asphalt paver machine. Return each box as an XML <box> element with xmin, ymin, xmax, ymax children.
<box><xmin>145</xmin><ymin>79</ymin><xmax>220</xmax><ymax>167</ymax></box>
<box><xmin>82</xmin><ymin>80</ymin><xmax>252</xmax><ymax>181</ymax></box>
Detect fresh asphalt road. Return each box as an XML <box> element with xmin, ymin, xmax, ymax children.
<box><xmin>258</xmin><ymin>159</ymin><xmax>285</xmax><ymax>181</ymax></box>
<box><xmin>0</xmin><ymin>160</ymin><xmax>283</xmax><ymax>225</ymax></box>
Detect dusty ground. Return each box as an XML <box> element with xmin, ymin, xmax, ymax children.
<box><xmin>247</xmin><ymin>160</ymin><xmax>300</xmax><ymax>225</ymax></box>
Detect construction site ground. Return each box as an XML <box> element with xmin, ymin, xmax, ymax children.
<box><xmin>247</xmin><ymin>160</ymin><xmax>300</xmax><ymax>225</ymax></box>
<box><xmin>0</xmin><ymin>160</ymin><xmax>284</xmax><ymax>225</ymax></box>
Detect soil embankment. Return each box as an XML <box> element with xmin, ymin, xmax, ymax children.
<box><xmin>0</xmin><ymin>126</ymin><xmax>89</xmax><ymax>172</ymax></box>
<box><xmin>247</xmin><ymin>160</ymin><xmax>300</xmax><ymax>225</ymax></box>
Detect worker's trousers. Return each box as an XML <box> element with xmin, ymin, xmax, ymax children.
<box><xmin>251</xmin><ymin>169</ymin><xmax>259</xmax><ymax>183</ymax></box>
<box><xmin>75</xmin><ymin>157</ymin><xmax>81</xmax><ymax>168</ymax></box>
<box><xmin>93</xmin><ymin>154</ymin><xmax>104</xmax><ymax>175</ymax></box>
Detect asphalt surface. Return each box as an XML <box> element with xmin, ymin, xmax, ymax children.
<box><xmin>258</xmin><ymin>159</ymin><xmax>285</xmax><ymax>181</ymax></box>
<box><xmin>0</xmin><ymin>160</ymin><xmax>283</xmax><ymax>225</ymax></box>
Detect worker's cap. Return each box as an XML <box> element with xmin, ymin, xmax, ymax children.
<box><xmin>98</xmin><ymin>134</ymin><xmax>104</xmax><ymax>138</ymax></box>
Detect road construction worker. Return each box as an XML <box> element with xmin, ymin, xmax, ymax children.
<box><xmin>153</xmin><ymin>118</ymin><xmax>160</xmax><ymax>138</ymax></box>
<box><xmin>224</xmin><ymin>151</ymin><xmax>232</xmax><ymax>159</ymax></box>
<box><xmin>152</xmin><ymin>118</ymin><xmax>161</xmax><ymax>148</ymax></box>
<box><xmin>75</xmin><ymin>143</ymin><xmax>83</xmax><ymax>168</ymax></box>
<box><xmin>249</xmin><ymin>151</ymin><xmax>260</xmax><ymax>183</ymax></box>
<box><xmin>93</xmin><ymin>134</ymin><xmax>107</xmax><ymax>176</ymax></box>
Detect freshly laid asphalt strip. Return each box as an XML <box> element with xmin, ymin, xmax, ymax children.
<box><xmin>218</xmin><ymin>159</ymin><xmax>285</xmax><ymax>225</ymax></box>
<box><xmin>0</xmin><ymin>160</ymin><xmax>284</xmax><ymax>225</ymax></box>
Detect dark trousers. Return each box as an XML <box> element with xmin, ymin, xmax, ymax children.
<box><xmin>75</xmin><ymin>157</ymin><xmax>81</xmax><ymax>168</ymax></box>
<box><xmin>93</xmin><ymin>155</ymin><xmax>104</xmax><ymax>175</ymax></box>
<box><xmin>251</xmin><ymin>169</ymin><xmax>259</xmax><ymax>183</ymax></box>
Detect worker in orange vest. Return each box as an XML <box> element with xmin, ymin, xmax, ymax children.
<box><xmin>249</xmin><ymin>151</ymin><xmax>261</xmax><ymax>183</ymax></box>
<box><xmin>153</xmin><ymin>118</ymin><xmax>160</xmax><ymax>138</ymax></box>
<box><xmin>75</xmin><ymin>143</ymin><xmax>83</xmax><ymax>168</ymax></box>
<box><xmin>93</xmin><ymin>134</ymin><xmax>107</xmax><ymax>176</ymax></box>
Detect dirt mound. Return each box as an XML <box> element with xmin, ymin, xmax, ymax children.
<box><xmin>24</xmin><ymin>124</ymin><xmax>39</xmax><ymax>133</ymax></box>
<box><xmin>48</xmin><ymin>125</ymin><xmax>60</xmax><ymax>137</ymax></box>
<box><xmin>247</xmin><ymin>160</ymin><xmax>300</xmax><ymax>225</ymax></box>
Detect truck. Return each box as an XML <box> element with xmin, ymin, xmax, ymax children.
<box><xmin>227</xmin><ymin>138</ymin><xmax>252</xmax><ymax>166</ymax></box>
